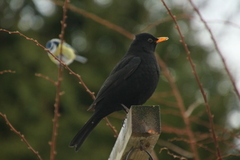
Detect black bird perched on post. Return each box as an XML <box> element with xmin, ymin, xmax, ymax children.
<box><xmin>70</xmin><ymin>33</ymin><xmax>168</xmax><ymax>151</ymax></box>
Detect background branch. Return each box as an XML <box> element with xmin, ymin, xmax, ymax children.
<box><xmin>160</xmin><ymin>0</ymin><xmax>222</xmax><ymax>159</ymax></box>
<box><xmin>53</xmin><ymin>1</ymin><xmax>134</xmax><ymax>39</ymax></box>
<box><xmin>156</xmin><ymin>54</ymin><xmax>199</xmax><ymax>160</ymax></box>
<box><xmin>188</xmin><ymin>0</ymin><xmax>240</xmax><ymax>99</ymax></box>
<box><xmin>0</xmin><ymin>70</ymin><xmax>16</xmax><ymax>74</ymax></box>
<box><xmin>0</xmin><ymin>113</ymin><xmax>42</xmax><ymax>160</ymax></box>
<box><xmin>0</xmin><ymin>28</ymin><xmax>95</xmax><ymax>99</ymax></box>
<box><xmin>49</xmin><ymin>1</ymin><xmax>70</xmax><ymax>160</ymax></box>
<box><xmin>1</xmin><ymin>1</ymin><xmax>239</xmax><ymax>159</ymax></box>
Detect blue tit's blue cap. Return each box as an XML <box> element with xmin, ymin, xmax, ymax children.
<box><xmin>46</xmin><ymin>39</ymin><xmax>60</xmax><ymax>49</ymax></box>
<box><xmin>46</xmin><ymin>41</ymin><xmax>52</xmax><ymax>49</ymax></box>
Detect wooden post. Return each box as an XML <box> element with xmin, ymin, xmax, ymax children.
<box><xmin>108</xmin><ymin>105</ymin><xmax>161</xmax><ymax>160</ymax></box>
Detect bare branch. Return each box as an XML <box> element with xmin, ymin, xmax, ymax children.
<box><xmin>188</xmin><ymin>0</ymin><xmax>240</xmax><ymax>99</ymax></box>
<box><xmin>0</xmin><ymin>29</ymin><xmax>95</xmax><ymax>100</ymax></box>
<box><xmin>53</xmin><ymin>1</ymin><xmax>134</xmax><ymax>39</ymax></box>
<box><xmin>156</xmin><ymin>54</ymin><xmax>199</xmax><ymax>160</ymax></box>
<box><xmin>159</xmin><ymin>147</ymin><xmax>188</xmax><ymax>160</ymax></box>
<box><xmin>35</xmin><ymin>73</ymin><xmax>57</xmax><ymax>85</ymax></box>
<box><xmin>0</xmin><ymin>70</ymin><xmax>16</xmax><ymax>74</ymax></box>
<box><xmin>158</xmin><ymin>139</ymin><xmax>193</xmax><ymax>158</ymax></box>
<box><xmin>104</xmin><ymin>117</ymin><xmax>118</xmax><ymax>138</ymax></box>
<box><xmin>160</xmin><ymin>0</ymin><xmax>222</xmax><ymax>159</ymax></box>
<box><xmin>49</xmin><ymin>1</ymin><xmax>70</xmax><ymax>160</ymax></box>
<box><xmin>140</xmin><ymin>14</ymin><xmax>192</xmax><ymax>33</ymax></box>
<box><xmin>0</xmin><ymin>113</ymin><xmax>43</xmax><ymax>160</ymax></box>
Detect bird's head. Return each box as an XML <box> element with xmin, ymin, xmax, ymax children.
<box><xmin>131</xmin><ymin>33</ymin><xmax>168</xmax><ymax>53</ymax></box>
<box><xmin>46</xmin><ymin>38</ymin><xmax>61</xmax><ymax>53</ymax></box>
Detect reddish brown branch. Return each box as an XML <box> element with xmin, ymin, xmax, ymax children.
<box><xmin>50</xmin><ymin>1</ymin><xmax>69</xmax><ymax>160</ymax></box>
<box><xmin>169</xmin><ymin>137</ymin><xmax>215</xmax><ymax>154</ymax></box>
<box><xmin>159</xmin><ymin>147</ymin><xmax>188</xmax><ymax>160</ymax></box>
<box><xmin>0</xmin><ymin>113</ymin><xmax>42</xmax><ymax>160</ymax></box>
<box><xmin>0</xmin><ymin>70</ymin><xmax>16</xmax><ymax>74</ymax></box>
<box><xmin>143</xmin><ymin>14</ymin><xmax>240</xmax><ymax>34</ymax></box>
<box><xmin>220</xmin><ymin>154</ymin><xmax>240</xmax><ymax>159</ymax></box>
<box><xmin>53</xmin><ymin>1</ymin><xmax>134</xmax><ymax>39</ymax></box>
<box><xmin>140</xmin><ymin>14</ymin><xmax>192</xmax><ymax>33</ymax></box>
<box><xmin>151</xmin><ymin>95</ymin><xmax>178</xmax><ymax>108</ymax></box>
<box><xmin>161</xmin><ymin>125</ymin><xmax>187</xmax><ymax>135</ymax></box>
<box><xmin>158</xmin><ymin>139</ymin><xmax>193</xmax><ymax>158</ymax></box>
<box><xmin>51</xmin><ymin>1</ymin><xmax>120</xmax><ymax>136</ymax></box>
<box><xmin>156</xmin><ymin>54</ymin><xmax>199</xmax><ymax>160</ymax></box>
<box><xmin>0</xmin><ymin>29</ymin><xmax>95</xmax><ymax>100</ymax></box>
<box><xmin>206</xmin><ymin>20</ymin><xmax>240</xmax><ymax>29</ymax></box>
<box><xmin>160</xmin><ymin>0</ymin><xmax>221</xmax><ymax>159</ymax></box>
<box><xmin>0</xmin><ymin>17</ymin><xmax>118</xmax><ymax>141</ymax></box>
<box><xmin>35</xmin><ymin>73</ymin><xmax>57</xmax><ymax>85</ymax></box>
<box><xmin>188</xmin><ymin>0</ymin><xmax>240</xmax><ymax>99</ymax></box>
<box><xmin>103</xmin><ymin>117</ymin><xmax>118</xmax><ymax>137</ymax></box>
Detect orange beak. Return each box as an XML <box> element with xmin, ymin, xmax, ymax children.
<box><xmin>156</xmin><ymin>37</ymin><xmax>169</xmax><ymax>43</ymax></box>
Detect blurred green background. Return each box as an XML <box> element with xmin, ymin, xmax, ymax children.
<box><xmin>0</xmin><ymin>0</ymin><xmax>239</xmax><ymax>160</ymax></box>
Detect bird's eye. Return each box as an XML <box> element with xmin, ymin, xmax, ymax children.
<box><xmin>148</xmin><ymin>38</ymin><xmax>153</xmax><ymax>43</ymax></box>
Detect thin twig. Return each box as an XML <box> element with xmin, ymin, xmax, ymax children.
<box><xmin>140</xmin><ymin>14</ymin><xmax>192</xmax><ymax>33</ymax></box>
<box><xmin>0</xmin><ymin>70</ymin><xmax>16</xmax><ymax>74</ymax></box>
<box><xmin>53</xmin><ymin>1</ymin><xmax>134</xmax><ymax>39</ymax></box>
<box><xmin>0</xmin><ymin>28</ymin><xmax>118</xmax><ymax>138</ymax></box>
<box><xmin>51</xmin><ymin>1</ymin><xmax>120</xmax><ymax>136</ymax></box>
<box><xmin>159</xmin><ymin>147</ymin><xmax>188</xmax><ymax>160</ymax></box>
<box><xmin>158</xmin><ymin>139</ymin><xmax>193</xmax><ymax>158</ymax></box>
<box><xmin>103</xmin><ymin>117</ymin><xmax>118</xmax><ymax>137</ymax></box>
<box><xmin>160</xmin><ymin>0</ymin><xmax>222</xmax><ymax>159</ymax></box>
<box><xmin>50</xmin><ymin>1</ymin><xmax>69</xmax><ymax>160</ymax></box>
<box><xmin>0</xmin><ymin>29</ymin><xmax>95</xmax><ymax>100</ymax></box>
<box><xmin>188</xmin><ymin>0</ymin><xmax>240</xmax><ymax>99</ymax></box>
<box><xmin>161</xmin><ymin>125</ymin><xmax>187</xmax><ymax>135</ymax></box>
<box><xmin>35</xmin><ymin>73</ymin><xmax>57</xmax><ymax>85</ymax></box>
<box><xmin>156</xmin><ymin>54</ymin><xmax>199</xmax><ymax>160</ymax></box>
<box><xmin>206</xmin><ymin>20</ymin><xmax>240</xmax><ymax>29</ymax></box>
<box><xmin>0</xmin><ymin>113</ymin><xmax>43</xmax><ymax>160</ymax></box>
<box><xmin>220</xmin><ymin>154</ymin><xmax>240</xmax><ymax>159</ymax></box>
<box><xmin>169</xmin><ymin>137</ymin><xmax>215</xmax><ymax>153</ymax></box>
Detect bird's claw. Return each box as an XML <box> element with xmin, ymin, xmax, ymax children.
<box><xmin>121</xmin><ymin>104</ymin><xmax>129</xmax><ymax>113</ymax></box>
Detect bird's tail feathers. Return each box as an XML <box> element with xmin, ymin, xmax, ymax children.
<box><xmin>69</xmin><ymin>113</ymin><xmax>102</xmax><ymax>151</ymax></box>
<box><xmin>75</xmin><ymin>55</ymin><xmax>87</xmax><ymax>64</ymax></box>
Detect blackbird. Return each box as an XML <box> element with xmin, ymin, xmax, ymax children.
<box><xmin>70</xmin><ymin>33</ymin><xmax>168</xmax><ymax>151</ymax></box>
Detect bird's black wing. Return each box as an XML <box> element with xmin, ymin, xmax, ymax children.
<box><xmin>88</xmin><ymin>56</ymin><xmax>141</xmax><ymax>110</ymax></box>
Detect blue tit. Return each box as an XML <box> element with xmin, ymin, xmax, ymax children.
<box><xmin>45</xmin><ymin>38</ymin><xmax>87</xmax><ymax>65</ymax></box>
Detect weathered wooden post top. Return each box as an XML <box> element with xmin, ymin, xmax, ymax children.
<box><xmin>109</xmin><ymin>105</ymin><xmax>161</xmax><ymax>160</ymax></box>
